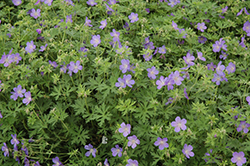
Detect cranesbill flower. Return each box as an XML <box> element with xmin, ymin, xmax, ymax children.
<box><xmin>99</xmin><ymin>19</ymin><xmax>107</xmax><ymax>29</ymax></box>
<box><xmin>183</xmin><ymin>52</ymin><xmax>195</xmax><ymax>66</ymax></box>
<box><xmin>226</xmin><ymin>62</ymin><xmax>236</xmax><ymax>74</ymax></box>
<box><xmin>246</xmin><ymin>96</ymin><xmax>250</xmax><ymax>105</ymax></box>
<box><xmin>172</xmin><ymin>21</ymin><xmax>179</xmax><ymax>30</ymax></box>
<box><xmin>126</xmin><ymin>159</ymin><xmax>138</xmax><ymax>166</ymax></box>
<box><xmin>30</xmin><ymin>9</ymin><xmax>41</xmax><ymax>19</ymax></box>
<box><xmin>219</xmin><ymin>51</ymin><xmax>228</xmax><ymax>60</ymax></box>
<box><xmin>49</xmin><ymin>60</ymin><xmax>58</xmax><ymax>68</ymax></box>
<box><xmin>44</xmin><ymin>0</ymin><xmax>53</xmax><ymax>6</ymax></box>
<box><xmin>34</xmin><ymin>161</ymin><xmax>40</xmax><ymax>166</ymax></box>
<box><xmin>212</xmin><ymin>41</ymin><xmax>221</xmax><ymax>52</ymax></box>
<box><xmin>105</xmin><ymin>4</ymin><xmax>114</xmax><ymax>15</ymax></box>
<box><xmin>197</xmin><ymin>51</ymin><xmax>206</xmax><ymax>61</ymax></box>
<box><xmin>39</xmin><ymin>44</ymin><xmax>48</xmax><ymax>52</ymax></box>
<box><xmin>104</xmin><ymin>158</ymin><xmax>109</xmax><ymax>166</ymax></box>
<box><xmin>231</xmin><ymin>152</ymin><xmax>247</xmax><ymax>166</ymax></box>
<box><xmin>110</xmin><ymin>29</ymin><xmax>120</xmax><ymax>42</ymax></box>
<box><xmin>25</xmin><ymin>41</ymin><xmax>36</xmax><ymax>53</ymax></box>
<box><xmin>84</xmin><ymin>17</ymin><xmax>92</xmax><ymax>27</ymax></box>
<box><xmin>216</xmin><ymin>61</ymin><xmax>225</xmax><ymax>76</ymax></box>
<box><xmin>115</xmin><ymin>77</ymin><xmax>126</xmax><ymax>88</ymax></box>
<box><xmin>23</xmin><ymin>91</ymin><xmax>32</xmax><ymax>105</ymax></box>
<box><xmin>239</xmin><ymin>36</ymin><xmax>247</xmax><ymax>49</ymax></box>
<box><xmin>143</xmin><ymin>52</ymin><xmax>152</xmax><ymax>61</ymax></box>
<box><xmin>66</xmin><ymin>15</ymin><xmax>72</xmax><ymax>23</ymax></box>
<box><xmin>68</xmin><ymin>61</ymin><xmax>82</xmax><ymax>73</ymax></box>
<box><xmin>1</xmin><ymin>143</ymin><xmax>9</xmax><ymax>157</ymax></box>
<box><xmin>197</xmin><ymin>22</ymin><xmax>207</xmax><ymax>32</ymax></box>
<box><xmin>12</xmin><ymin>0</ymin><xmax>22</xmax><ymax>6</ymax></box>
<box><xmin>123</xmin><ymin>75</ymin><xmax>135</xmax><ymax>88</ymax></box>
<box><xmin>13</xmin><ymin>85</ymin><xmax>26</xmax><ymax>99</ymax></box>
<box><xmin>11</xmin><ymin>134</ymin><xmax>20</xmax><ymax>147</ymax></box>
<box><xmin>111</xmin><ymin>145</ymin><xmax>122</xmax><ymax>157</ymax></box>
<box><xmin>60</xmin><ymin>63</ymin><xmax>67</xmax><ymax>73</ymax></box>
<box><xmin>156</xmin><ymin>76</ymin><xmax>167</xmax><ymax>89</ymax></box>
<box><xmin>222</xmin><ymin>6</ymin><xmax>228</xmax><ymax>13</ymax></box>
<box><xmin>184</xmin><ymin>88</ymin><xmax>189</xmax><ymax>100</ymax></box>
<box><xmin>154</xmin><ymin>137</ymin><xmax>169</xmax><ymax>150</ymax></box>
<box><xmin>86</xmin><ymin>0</ymin><xmax>97</xmax><ymax>6</ymax></box>
<box><xmin>212</xmin><ymin>73</ymin><xmax>222</xmax><ymax>85</ymax></box>
<box><xmin>128</xmin><ymin>13</ymin><xmax>139</xmax><ymax>23</ymax></box>
<box><xmin>172</xmin><ymin>71</ymin><xmax>184</xmax><ymax>85</ymax></box>
<box><xmin>182</xmin><ymin>144</ymin><xmax>194</xmax><ymax>158</ymax></box>
<box><xmin>237</xmin><ymin>121</ymin><xmax>250</xmax><ymax>133</ymax></box>
<box><xmin>147</xmin><ymin>66</ymin><xmax>159</xmax><ymax>80</ymax></box>
<box><xmin>119</xmin><ymin>59</ymin><xmax>130</xmax><ymax>73</ymax></box>
<box><xmin>218</xmin><ymin>38</ymin><xmax>227</xmax><ymax>51</ymax></box>
<box><xmin>90</xmin><ymin>35</ymin><xmax>101</xmax><ymax>47</ymax></box>
<box><xmin>207</xmin><ymin>62</ymin><xmax>216</xmax><ymax>71</ymax></box>
<box><xmin>158</xmin><ymin>45</ymin><xmax>166</xmax><ymax>54</ymax></box>
<box><xmin>243</xmin><ymin>21</ymin><xmax>250</xmax><ymax>34</ymax></box>
<box><xmin>165</xmin><ymin>74</ymin><xmax>175</xmax><ymax>90</ymax></box>
<box><xmin>237</xmin><ymin>8</ymin><xmax>244</xmax><ymax>16</ymax></box>
<box><xmin>118</xmin><ymin>122</ymin><xmax>131</xmax><ymax>137</ymax></box>
<box><xmin>244</xmin><ymin>7</ymin><xmax>250</xmax><ymax>15</ymax></box>
<box><xmin>179</xmin><ymin>28</ymin><xmax>187</xmax><ymax>38</ymax></box>
<box><xmin>0</xmin><ymin>52</ymin><xmax>13</xmax><ymax>67</ymax></box>
<box><xmin>204</xmin><ymin>149</ymin><xmax>213</xmax><ymax>162</ymax></box>
<box><xmin>165</xmin><ymin>97</ymin><xmax>173</xmax><ymax>105</ymax></box>
<box><xmin>171</xmin><ymin>116</ymin><xmax>187</xmax><ymax>132</ymax></box>
<box><xmin>36</xmin><ymin>29</ymin><xmax>42</xmax><ymax>34</ymax></box>
<box><xmin>198</xmin><ymin>36</ymin><xmax>207</xmax><ymax>44</ymax></box>
<box><xmin>145</xmin><ymin>8</ymin><xmax>150</xmax><ymax>13</ymax></box>
<box><xmin>168</xmin><ymin>0</ymin><xmax>180</xmax><ymax>7</ymax></box>
<box><xmin>52</xmin><ymin>157</ymin><xmax>63</xmax><ymax>166</ymax></box>
<box><xmin>108</xmin><ymin>0</ymin><xmax>117</xmax><ymax>5</ymax></box>
<box><xmin>85</xmin><ymin>144</ymin><xmax>96</xmax><ymax>157</ymax></box>
<box><xmin>127</xmin><ymin>135</ymin><xmax>140</xmax><ymax>149</ymax></box>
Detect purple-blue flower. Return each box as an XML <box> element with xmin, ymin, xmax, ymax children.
<box><xmin>119</xmin><ymin>59</ymin><xmax>130</xmax><ymax>73</ymax></box>
<box><xmin>85</xmin><ymin>144</ymin><xmax>96</xmax><ymax>157</ymax></box>
<box><xmin>68</xmin><ymin>61</ymin><xmax>82</xmax><ymax>74</ymax></box>
<box><xmin>52</xmin><ymin>157</ymin><xmax>63</xmax><ymax>166</ymax></box>
<box><xmin>118</xmin><ymin>122</ymin><xmax>131</xmax><ymax>137</ymax></box>
<box><xmin>1</xmin><ymin>143</ymin><xmax>9</xmax><ymax>157</ymax></box>
<box><xmin>182</xmin><ymin>144</ymin><xmax>194</xmax><ymax>158</ymax></box>
<box><xmin>147</xmin><ymin>66</ymin><xmax>159</xmax><ymax>80</ymax></box>
<box><xmin>110</xmin><ymin>29</ymin><xmax>120</xmax><ymax>42</ymax></box>
<box><xmin>126</xmin><ymin>159</ymin><xmax>138</xmax><ymax>166</ymax></box>
<box><xmin>143</xmin><ymin>52</ymin><xmax>152</xmax><ymax>61</ymax></box>
<box><xmin>207</xmin><ymin>62</ymin><xmax>216</xmax><ymax>71</ymax></box>
<box><xmin>115</xmin><ymin>77</ymin><xmax>126</xmax><ymax>88</ymax></box>
<box><xmin>127</xmin><ymin>135</ymin><xmax>140</xmax><ymax>149</ymax></box>
<box><xmin>197</xmin><ymin>22</ymin><xmax>207</xmax><ymax>32</ymax></box>
<box><xmin>49</xmin><ymin>60</ymin><xmax>58</xmax><ymax>68</ymax></box>
<box><xmin>197</xmin><ymin>51</ymin><xmax>206</xmax><ymax>61</ymax></box>
<box><xmin>226</xmin><ymin>62</ymin><xmax>236</xmax><ymax>74</ymax></box>
<box><xmin>216</xmin><ymin>61</ymin><xmax>225</xmax><ymax>76</ymax></box>
<box><xmin>0</xmin><ymin>52</ymin><xmax>13</xmax><ymax>67</ymax></box>
<box><xmin>246</xmin><ymin>96</ymin><xmax>250</xmax><ymax>105</ymax></box>
<box><xmin>172</xmin><ymin>71</ymin><xmax>184</xmax><ymax>86</ymax></box>
<box><xmin>154</xmin><ymin>137</ymin><xmax>169</xmax><ymax>150</ymax></box>
<box><xmin>25</xmin><ymin>41</ymin><xmax>36</xmax><ymax>53</ymax></box>
<box><xmin>128</xmin><ymin>13</ymin><xmax>139</xmax><ymax>23</ymax></box>
<box><xmin>218</xmin><ymin>38</ymin><xmax>227</xmax><ymax>51</ymax></box>
<box><xmin>183</xmin><ymin>52</ymin><xmax>195</xmax><ymax>66</ymax></box>
<box><xmin>104</xmin><ymin>158</ymin><xmax>109</xmax><ymax>166</ymax></box>
<box><xmin>222</xmin><ymin>6</ymin><xmax>228</xmax><ymax>13</ymax></box>
<box><xmin>66</xmin><ymin>15</ymin><xmax>72</xmax><ymax>23</ymax></box>
<box><xmin>11</xmin><ymin>134</ymin><xmax>20</xmax><ymax>147</ymax></box>
<box><xmin>30</xmin><ymin>9</ymin><xmax>41</xmax><ymax>19</ymax></box>
<box><xmin>12</xmin><ymin>0</ymin><xmax>22</xmax><ymax>6</ymax></box>
<box><xmin>198</xmin><ymin>36</ymin><xmax>207</xmax><ymax>44</ymax></box>
<box><xmin>243</xmin><ymin>21</ymin><xmax>250</xmax><ymax>35</ymax></box>
<box><xmin>44</xmin><ymin>0</ymin><xmax>53</xmax><ymax>6</ymax></box>
<box><xmin>231</xmin><ymin>152</ymin><xmax>247</xmax><ymax>166</ymax></box>
<box><xmin>36</xmin><ymin>29</ymin><xmax>42</xmax><ymax>34</ymax></box>
<box><xmin>184</xmin><ymin>88</ymin><xmax>189</xmax><ymax>100</ymax></box>
<box><xmin>39</xmin><ymin>44</ymin><xmax>48</xmax><ymax>52</ymax></box>
<box><xmin>87</xmin><ymin>0</ymin><xmax>97</xmax><ymax>6</ymax></box>
<box><xmin>171</xmin><ymin>116</ymin><xmax>187</xmax><ymax>132</ymax></box>
<box><xmin>123</xmin><ymin>74</ymin><xmax>135</xmax><ymax>88</ymax></box>
<box><xmin>212</xmin><ymin>41</ymin><xmax>221</xmax><ymax>52</ymax></box>
<box><xmin>111</xmin><ymin>145</ymin><xmax>123</xmax><ymax>157</ymax></box>
<box><xmin>23</xmin><ymin>91</ymin><xmax>32</xmax><ymax>105</ymax></box>
<box><xmin>237</xmin><ymin>121</ymin><xmax>250</xmax><ymax>133</ymax></box>
<box><xmin>99</xmin><ymin>19</ymin><xmax>107</xmax><ymax>29</ymax></box>
<box><xmin>172</xmin><ymin>21</ymin><xmax>179</xmax><ymax>30</ymax></box>
<box><xmin>158</xmin><ymin>45</ymin><xmax>166</xmax><ymax>54</ymax></box>
<box><xmin>212</xmin><ymin>73</ymin><xmax>222</xmax><ymax>85</ymax></box>
<box><xmin>84</xmin><ymin>17</ymin><xmax>92</xmax><ymax>27</ymax></box>
<box><xmin>11</xmin><ymin>85</ymin><xmax>26</xmax><ymax>100</ymax></box>
<box><xmin>90</xmin><ymin>35</ymin><xmax>101</xmax><ymax>47</ymax></box>
<box><xmin>156</xmin><ymin>76</ymin><xmax>167</xmax><ymax>89</ymax></box>
<box><xmin>168</xmin><ymin>0</ymin><xmax>180</xmax><ymax>7</ymax></box>
<box><xmin>219</xmin><ymin>51</ymin><xmax>228</xmax><ymax>60</ymax></box>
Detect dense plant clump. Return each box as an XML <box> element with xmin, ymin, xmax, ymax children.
<box><xmin>0</xmin><ymin>0</ymin><xmax>250</xmax><ymax>165</ymax></box>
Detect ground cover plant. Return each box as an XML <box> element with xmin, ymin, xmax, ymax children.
<box><xmin>0</xmin><ymin>0</ymin><xmax>250</xmax><ymax>165</ymax></box>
